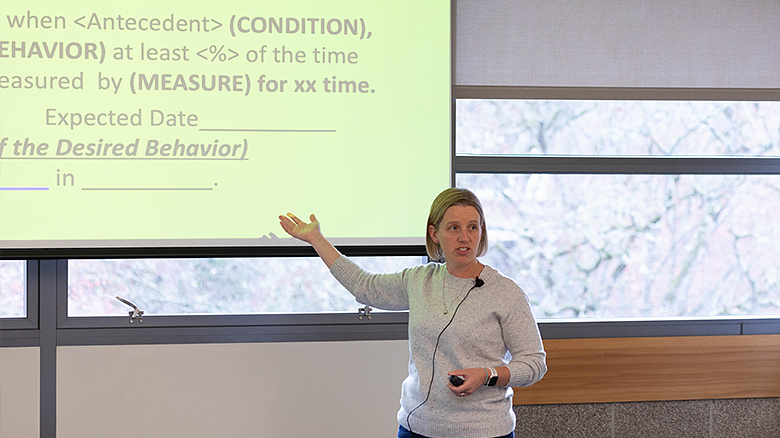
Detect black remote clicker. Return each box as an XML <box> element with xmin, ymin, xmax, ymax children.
<box><xmin>449</xmin><ymin>375</ymin><xmax>465</xmax><ymax>386</ymax></box>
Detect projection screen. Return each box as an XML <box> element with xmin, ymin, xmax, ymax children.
<box><xmin>0</xmin><ymin>0</ymin><xmax>451</xmax><ymax>257</ymax></box>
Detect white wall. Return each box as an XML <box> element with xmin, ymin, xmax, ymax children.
<box><xmin>57</xmin><ymin>340</ymin><xmax>410</xmax><ymax>438</ymax></box>
<box><xmin>0</xmin><ymin>347</ymin><xmax>39</xmax><ymax>438</ymax></box>
<box><xmin>456</xmin><ymin>0</ymin><xmax>780</xmax><ymax>88</ymax></box>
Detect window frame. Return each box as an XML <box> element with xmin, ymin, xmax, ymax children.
<box><xmin>0</xmin><ymin>260</ymin><xmax>39</xmax><ymax>347</ymax></box>
<box><xmin>54</xmin><ymin>253</ymin><xmax>413</xmax><ymax>346</ymax></box>
<box><xmin>3</xmin><ymin>81</ymin><xmax>780</xmax><ymax>347</ymax></box>
<box><xmin>452</xmin><ymin>85</ymin><xmax>780</xmax><ymax>338</ymax></box>
<box><xmin>5</xmin><ymin>87</ymin><xmax>780</xmax><ymax>346</ymax></box>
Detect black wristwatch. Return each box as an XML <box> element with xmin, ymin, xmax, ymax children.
<box><xmin>485</xmin><ymin>367</ymin><xmax>499</xmax><ymax>386</ymax></box>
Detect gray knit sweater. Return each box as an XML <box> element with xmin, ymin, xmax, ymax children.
<box><xmin>330</xmin><ymin>256</ymin><xmax>547</xmax><ymax>438</ymax></box>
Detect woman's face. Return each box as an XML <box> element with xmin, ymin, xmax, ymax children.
<box><xmin>428</xmin><ymin>205</ymin><xmax>482</xmax><ymax>270</ymax></box>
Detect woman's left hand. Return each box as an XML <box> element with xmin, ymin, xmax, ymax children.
<box><xmin>447</xmin><ymin>368</ymin><xmax>487</xmax><ymax>398</ymax></box>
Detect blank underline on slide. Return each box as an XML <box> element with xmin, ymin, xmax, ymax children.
<box><xmin>199</xmin><ymin>128</ymin><xmax>336</xmax><ymax>132</ymax></box>
<box><xmin>81</xmin><ymin>188</ymin><xmax>213</xmax><ymax>191</ymax></box>
<box><xmin>1</xmin><ymin>187</ymin><xmax>49</xmax><ymax>190</ymax></box>
<box><xmin>1</xmin><ymin>158</ymin><xmax>244</xmax><ymax>160</ymax></box>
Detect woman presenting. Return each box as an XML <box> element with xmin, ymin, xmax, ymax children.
<box><xmin>279</xmin><ymin>188</ymin><xmax>546</xmax><ymax>438</ymax></box>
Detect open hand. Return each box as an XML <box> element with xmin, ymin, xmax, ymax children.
<box><xmin>278</xmin><ymin>213</ymin><xmax>322</xmax><ymax>244</ymax></box>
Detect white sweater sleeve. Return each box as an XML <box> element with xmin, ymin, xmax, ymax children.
<box><xmin>329</xmin><ymin>255</ymin><xmax>412</xmax><ymax>311</ymax></box>
<box><xmin>501</xmin><ymin>288</ymin><xmax>547</xmax><ymax>388</ymax></box>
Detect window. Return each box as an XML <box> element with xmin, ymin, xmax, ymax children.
<box><xmin>456</xmin><ymin>99</ymin><xmax>780</xmax><ymax>319</ymax></box>
<box><xmin>0</xmin><ymin>260</ymin><xmax>26</xmax><ymax>318</ymax></box>
<box><xmin>457</xmin><ymin>100</ymin><xmax>780</xmax><ymax>156</ymax></box>
<box><xmin>68</xmin><ymin>256</ymin><xmax>425</xmax><ymax>316</ymax></box>
<box><xmin>460</xmin><ymin>173</ymin><xmax>780</xmax><ymax>318</ymax></box>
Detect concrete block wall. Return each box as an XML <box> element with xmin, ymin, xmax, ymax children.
<box><xmin>514</xmin><ymin>398</ymin><xmax>780</xmax><ymax>437</ymax></box>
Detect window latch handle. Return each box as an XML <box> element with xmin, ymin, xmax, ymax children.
<box><xmin>358</xmin><ymin>305</ymin><xmax>372</xmax><ymax>320</ymax></box>
<box><xmin>116</xmin><ymin>296</ymin><xmax>144</xmax><ymax>324</ymax></box>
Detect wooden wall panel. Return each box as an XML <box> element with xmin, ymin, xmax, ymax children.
<box><xmin>513</xmin><ymin>335</ymin><xmax>780</xmax><ymax>405</ymax></box>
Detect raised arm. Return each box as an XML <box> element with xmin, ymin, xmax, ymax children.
<box><xmin>278</xmin><ymin>213</ymin><xmax>342</xmax><ymax>268</ymax></box>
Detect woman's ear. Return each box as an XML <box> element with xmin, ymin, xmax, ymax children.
<box><xmin>428</xmin><ymin>224</ymin><xmax>439</xmax><ymax>244</ymax></box>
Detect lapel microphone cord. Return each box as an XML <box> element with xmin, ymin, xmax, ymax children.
<box><xmin>405</xmin><ymin>276</ymin><xmax>483</xmax><ymax>435</ymax></box>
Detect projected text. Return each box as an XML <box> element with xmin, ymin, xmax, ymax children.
<box><xmin>0</xmin><ymin>0</ymin><xmax>449</xmax><ymax>249</ymax></box>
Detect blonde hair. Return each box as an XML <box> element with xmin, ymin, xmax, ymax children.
<box><xmin>425</xmin><ymin>188</ymin><xmax>488</xmax><ymax>260</ymax></box>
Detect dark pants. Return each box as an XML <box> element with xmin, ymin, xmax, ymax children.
<box><xmin>398</xmin><ymin>425</ymin><xmax>515</xmax><ymax>438</ymax></box>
